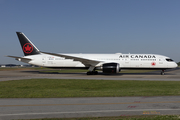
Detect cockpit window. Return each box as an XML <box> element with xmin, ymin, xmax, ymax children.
<box><xmin>166</xmin><ymin>59</ymin><xmax>174</xmax><ymax>62</ymax></box>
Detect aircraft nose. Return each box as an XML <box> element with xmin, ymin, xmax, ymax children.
<box><xmin>174</xmin><ymin>62</ymin><xmax>178</xmax><ymax>68</ymax></box>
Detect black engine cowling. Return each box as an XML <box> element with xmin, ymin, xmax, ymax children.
<box><xmin>102</xmin><ymin>63</ymin><xmax>120</xmax><ymax>74</ymax></box>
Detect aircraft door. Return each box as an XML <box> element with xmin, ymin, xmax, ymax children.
<box><xmin>42</xmin><ymin>56</ymin><xmax>46</xmax><ymax>66</ymax></box>
<box><xmin>125</xmin><ymin>58</ymin><xmax>130</xmax><ymax>67</ymax></box>
<box><xmin>158</xmin><ymin>57</ymin><xmax>165</xmax><ymax>67</ymax></box>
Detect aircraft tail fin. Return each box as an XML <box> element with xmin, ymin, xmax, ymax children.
<box><xmin>16</xmin><ymin>32</ymin><xmax>40</xmax><ymax>56</ymax></box>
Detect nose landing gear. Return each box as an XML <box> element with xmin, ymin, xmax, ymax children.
<box><xmin>161</xmin><ymin>69</ymin><xmax>165</xmax><ymax>75</ymax></box>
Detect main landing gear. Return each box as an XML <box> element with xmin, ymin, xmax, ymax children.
<box><xmin>161</xmin><ymin>69</ymin><xmax>165</xmax><ymax>75</ymax></box>
<box><xmin>87</xmin><ymin>66</ymin><xmax>98</xmax><ymax>75</ymax></box>
<box><xmin>87</xmin><ymin>71</ymin><xmax>98</xmax><ymax>75</ymax></box>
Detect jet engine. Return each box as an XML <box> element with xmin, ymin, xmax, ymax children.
<box><xmin>102</xmin><ymin>63</ymin><xmax>120</xmax><ymax>74</ymax></box>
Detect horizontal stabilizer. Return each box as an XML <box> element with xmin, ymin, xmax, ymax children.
<box><xmin>6</xmin><ymin>55</ymin><xmax>32</xmax><ymax>61</ymax></box>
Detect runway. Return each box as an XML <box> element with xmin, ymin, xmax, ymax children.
<box><xmin>1</xmin><ymin>96</ymin><xmax>180</xmax><ymax>120</ymax></box>
<box><xmin>0</xmin><ymin>68</ymin><xmax>180</xmax><ymax>119</ymax></box>
<box><xmin>0</xmin><ymin>68</ymin><xmax>180</xmax><ymax>81</ymax></box>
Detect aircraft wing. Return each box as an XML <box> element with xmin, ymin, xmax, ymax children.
<box><xmin>41</xmin><ymin>51</ymin><xmax>102</xmax><ymax>67</ymax></box>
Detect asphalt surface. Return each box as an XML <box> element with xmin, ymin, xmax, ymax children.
<box><xmin>0</xmin><ymin>68</ymin><xmax>180</xmax><ymax>119</ymax></box>
<box><xmin>0</xmin><ymin>97</ymin><xmax>180</xmax><ymax>120</ymax></box>
<box><xmin>0</xmin><ymin>67</ymin><xmax>180</xmax><ymax>81</ymax></box>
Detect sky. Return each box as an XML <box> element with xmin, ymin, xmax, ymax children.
<box><xmin>0</xmin><ymin>0</ymin><xmax>180</xmax><ymax>64</ymax></box>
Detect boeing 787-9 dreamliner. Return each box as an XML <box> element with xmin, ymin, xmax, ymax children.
<box><xmin>7</xmin><ymin>32</ymin><xmax>177</xmax><ymax>75</ymax></box>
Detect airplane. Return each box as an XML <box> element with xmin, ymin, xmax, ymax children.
<box><xmin>7</xmin><ymin>32</ymin><xmax>178</xmax><ymax>75</ymax></box>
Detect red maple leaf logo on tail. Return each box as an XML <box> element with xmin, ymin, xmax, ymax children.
<box><xmin>23</xmin><ymin>43</ymin><xmax>33</xmax><ymax>54</ymax></box>
<box><xmin>25</xmin><ymin>45</ymin><xmax>31</xmax><ymax>51</ymax></box>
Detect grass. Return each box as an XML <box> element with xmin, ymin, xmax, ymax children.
<box><xmin>1</xmin><ymin>79</ymin><xmax>180</xmax><ymax>98</ymax></box>
<box><xmin>2</xmin><ymin>68</ymin><xmax>180</xmax><ymax>120</ymax></box>
<box><xmin>21</xmin><ymin>115</ymin><xmax>180</xmax><ymax>120</ymax></box>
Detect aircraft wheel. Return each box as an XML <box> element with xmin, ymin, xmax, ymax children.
<box><xmin>87</xmin><ymin>71</ymin><xmax>98</xmax><ymax>75</ymax></box>
<box><xmin>87</xmin><ymin>71</ymin><xmax>92</xmax><ymax>75</ymax></box>
<box><xmin>161</xmin><ymin>70</ymin><xmax>165</xmax><ymax>75</ymax></box>
<box><xmin>94</xmin><ymin>71</ymin><xmax>98</xmax><ymax>75</ymax></box>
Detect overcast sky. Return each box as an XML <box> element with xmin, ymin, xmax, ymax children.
<box><xmin>0</xmin><ymin>0</ymin><xmax>180</xmax><ymax>64</ymax></box>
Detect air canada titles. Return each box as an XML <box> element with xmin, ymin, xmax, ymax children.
<box><xmin>119</xmin><ymin>55</ymin><xmax>156</xmax><ymax>58</ymax></box>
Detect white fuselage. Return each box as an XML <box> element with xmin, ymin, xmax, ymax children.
<box><xmin>9</xmin><ymin>32</ymin><xmax>178</xmax><ymax>75</ymax></box>
<box><xmin>22</xmin><ymin>53</ymin><xmax>177</xmax><ymax>69</ymax></box>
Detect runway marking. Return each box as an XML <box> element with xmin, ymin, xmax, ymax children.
<box><xmin>0</xmin><ymin>101</ymin><xmax>180</xmax><ymax>107</ymax></box>
<box><xmin>143</xmin><ymin>111</ymin><xmax>160</xmax><ymax>114</ymax></box>
<box><xmin>0</xmin><ymin>109</ymin><xmax>180</xmax><ymax>116</ymax></box>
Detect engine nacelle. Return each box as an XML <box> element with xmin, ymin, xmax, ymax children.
<box><xmin>102</xmin><ymin>63</ymin><xmax>120</xmax><ymax>74</ymax></box>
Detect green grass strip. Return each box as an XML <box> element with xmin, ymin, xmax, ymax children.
<box><xmin>1</xmin><ymin>79</ymin><xmax>180</xmax><ymax>98</ymax></box>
